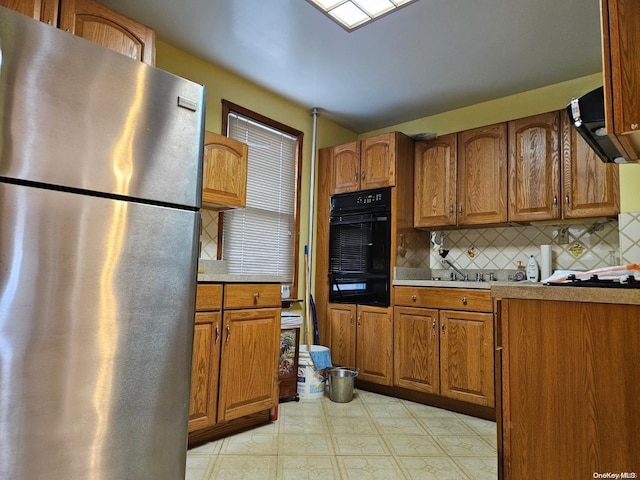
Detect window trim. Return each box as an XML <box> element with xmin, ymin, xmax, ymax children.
<box><xmin>219</xmin><ymin>99</ymin><xmax>304</xmax><ymax>294</ymax></box>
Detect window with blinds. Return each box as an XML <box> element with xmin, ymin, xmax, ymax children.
<box><xmin>221</xmin><ymin>102</ymin><xmax>302</xmax><ymax>286</ymax></box>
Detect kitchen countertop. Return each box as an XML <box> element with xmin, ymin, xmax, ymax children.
<box><xmin>197</xmin><ymin>273</ymin><xmax>283</xmax><ymax>283</ymax></box>
<box><xmin>393</xmin><ymin>279</ymin><xmax>519</xmax><ymax>290</ymax></box>
<box><xmin>491</xmin><ymin>283</ymin><xmax>640</xmax><ymax>305</ymax></box>
<box><xmin>197</xmin><ymin>258</ymin><xmax>283</xmax><ymax>283</ymax></box>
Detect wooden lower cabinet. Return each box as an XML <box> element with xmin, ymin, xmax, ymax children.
<box><xmin>188</xmin><ymin>311</ymin><xmax>221</xmax><ymax>432</ymax></box>
<box><xmin>188</xmin><ymin>283</ymin><xmax>280</xmax><ymax>436</ymax></box>
<box><xmin>497</xmin><ymin>298</ymin><xmax>640</xmax><ymax>479</ymax></box>
<box><xmin>327</xmin><ymin>303</ymin><xmax>393</xmax><ymax>386</ymax></box>
<box><xmin>217</xmin><ymin>307</ymin><xmax>280</xmax><ymax>422</ymax></box>
<box><xmin>393</xmin><ymin>287</ymin><xmax>494</xmax><ymax>407</ymax></box>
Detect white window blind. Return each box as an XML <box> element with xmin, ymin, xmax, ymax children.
<box><xmin>222</xmin><ymin>112</ymin><xmax>297</xmax><ymax>283</ymax></box>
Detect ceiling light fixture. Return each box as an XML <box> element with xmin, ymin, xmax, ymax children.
<box><xmin>307</xmin><ymin>0</ymin><xmax>419</xmax><ymax>31</ymax></box>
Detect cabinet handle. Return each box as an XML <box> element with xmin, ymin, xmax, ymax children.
<box><xmin>441</xmin><ymin>322</ymin><xmax>446</xmax><ymax>335</ymax></box>
<box><xmin>215</xmin><ymin>324</ymin><xmax>220</xmax><ymax>344</ymax></box>
<box><xmin>361</xmin><ymin>170</ymin><xmax>365</xmax><ymax>181</ymax></box>
<box><xmin>632</xmin><ymin>123</ymin><xmax>639</xmax><ymax>130</ymax></box>
<box><xmin>565</xmin><ymin>195</ymin><xmax>570</xmax><ymax>205</ymax></box>
<box><xmin>357</xmin><ymin>313</ymin><xmax>361</xmax><ymax>327</ymax></box>
<box><xmin>458</xmin><ymin>206</ymin><xmax>463</xmax><ymax>215</ymax></box>
<box><xmin>354</xmin><ymin>173</ymin><xmax>358</xmax><ymax>181</ymax></box>
<box><xmin>449</xmin><ymin>205</ymin><xmax>454</xmax><ymax>215</ymax></box>
<box><xmin>432</xmin><ymin>320</ymin><xmax>437</xmax><ymax>336</ymax></box>
<box><xmin>253</xmin><ymin>292</ymin><xmax>260</xmax><ymax>304</ymax></box>
<box><xmin>411</xmin><ymin>294</ymin><xmax>417</xmax><ymax>302</ymax></box>
<box><xmin>350</xmin><ymin>314</ymin><xmax>354</xmax><ymax>327</ymax></box>
<box><xmin>226</xmin><ymin>324</ymin><xmax>231</xmax><ymax>344</ymax></box>
<box><xmin>553</xmin><ymin>195</ymin><xmax>558</xmax><ymax>206</ymax></box>
<box><xmin>461</xmin><ymin>296</ymin><xmax>468</xmax><ymax>305</ymax></box>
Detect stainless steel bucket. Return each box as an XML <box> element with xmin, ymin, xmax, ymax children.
<box><xmin>327</xmin><ymin>367</ymin><xmax>358</xmax><ymax>403</ymax></box>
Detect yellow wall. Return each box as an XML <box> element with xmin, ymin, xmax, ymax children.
<box><xmin>156</xmin><ymin>41</ymin><xmax>357</xmax><ymax>302</ymax></box>
<box><xmin>363</xmin><ymin>72</ymin><xmax>640</xmax><ymax>211</ymax></box>
<box><xmin>156</xmin><ymin>40</ymin><xmax>640</xmax><ymax>295</ymax></box>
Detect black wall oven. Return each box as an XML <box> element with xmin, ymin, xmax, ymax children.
<box><xmin>328</xmin><ymin>187</ymin><xmax>391</xmax><ymax>307</ymax></box>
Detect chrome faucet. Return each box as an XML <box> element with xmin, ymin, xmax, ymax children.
<box><xmin>441</xmin><ymin>259</ymin><xmax>468</xmax><ymax>281</ymax></box>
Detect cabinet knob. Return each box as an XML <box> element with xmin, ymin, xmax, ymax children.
<box><xmin>632</xmin><ymin>123</ymin><xmax>639</xmax><ymax>130</ymax></box>
<box><xmin>253</xmin><ymin>292</ymin><xmax>260</xmax><ymax>304</ymax></box>
<box><xmin>461</xmin><ymin>296</ymin><xmax>468</xmax><ymax>305</ymax></box>
<box><xmin>411</xmin><ymin>294</ymin><xmax>417</xmax><ymax>302</ymax></box>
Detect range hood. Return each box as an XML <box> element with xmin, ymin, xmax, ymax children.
<box><xmin>567</xmin><ymin>86</ymin><xmax>627</xmax><ymax>164</ymax></box>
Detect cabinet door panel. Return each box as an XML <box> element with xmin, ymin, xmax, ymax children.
<box><xmin>218</xmin><ymin>308</ymin><xmax>279</xmax><ymax>422</ymax></box>
<box><xmin>332</xmin><ymin>142</ymin><xmax>360</xmax><ymax>194</ymax></box>
<box><xmin>414</xmin><ymin>134</ymin><xmax>457</xmax><ymax>228</ymax></box>
<box><xmin>361</xmin><ymin>133</ymin><xmax>395</xmax><ymax>190</ymax></box>
<box><xmin>202</xmin><ymin>131</ymin><xmax>248</xmax><ymax>209</ymax></box>
<box><xmin>0</xmin><ymin>0</ymin><xmax>58</xmax><ymax>23</ymax></box>
<box><xmin>561</xmin><ymin>112</ymin><xmax>620</xmax><ymax>218</ymax></box>
<box><xmin>508</xmin><ymin>112</ymin><xmax>561</xmax><ymax>221</ymax></box>
<box><xmin>328</xmin><ymin>304</ymin><xmax>357</xmax><ymax>368</ymax></box>
<box><xmin>59</xmin><ymin>0</ymin><xmax>155</xmax><ymax>64</ymax></box>
<box><xmin>393</xmin><ymin>307</ymin><xmax>439</xmax><ymax>394</ymax></box>
<box><xmin>458</xmin><ymin>124</ymin><xmax>507</xmax><ymax>225</ymax></box>
<box><xmin>188</xmin><ymin>312</ymin><xmax>221</xmax><ymax>432</ymax></box>
<box><xmin>356</xmin><ymin>306</ymin><xmax>393</xmax><ymax>385</ymax></box>
<box><xmin>440</xmin><ymin>310</ymin><xmax>494</xmax><ymax>406</ymax></box>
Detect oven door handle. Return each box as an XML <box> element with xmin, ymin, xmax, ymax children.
<box><xmin>330</xmin><ymin>214</ymin><xmax>388</xmax><ymax>226</ymax></box>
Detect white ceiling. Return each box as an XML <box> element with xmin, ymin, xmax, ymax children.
<box><xmin>99</xmin><ymin>0</ymin><xmax>603</xmax><ymax>133</ymax></box>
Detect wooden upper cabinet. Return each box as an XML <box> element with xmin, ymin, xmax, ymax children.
<box><xmin>414</xmin><ymin>134</ymin><xmax>457</xmax><ymax>228</ymax></box>
<box><xmin>59</xmin><ymin>0</ymin><xmax>156</xmax><ymax>65</ymax></box>
<box><xmin>1</xmin><ymin>0</ymin><xmax>59</xmax><ymax>24</ymax></box>
<box><xmin>508</xmin><ymin>112</ymin><xmax>561</xmax><ymax>222</ymax></box>
<box><xmin>202</xmin><ymin>131</ymin><xmax>248</xmax><ymax>210</ymax></box>
<box><xmin>360</xmin><ymin>133</ymin><xmax>396</xmax><ymax>191</ymax></box>
<box><xmin>457</xmin><ymin>123</ymin><xmax>508</xmax><ymax>225</ymax></box>
<box><xmin>331</xmin><ymin>142</ymin><xmax>360</xmax><ymax>194</ymax></box>
<box><xmin>561</xmin><ymin>111</ymin><xmax>620</xmax><ymax>218</ymax></box>
<box><xmin>601</xmin><ymin>0</ymin><xmax>640</xmax><ymax>159</ymax></box>
<box><xmin>331</xmin><ymin>132</ymin><xmax>401</xmax><ymax>194</ymax></box>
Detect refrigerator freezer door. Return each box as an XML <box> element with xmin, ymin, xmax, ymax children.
<box><xmin>0</xmin><ymin>7</ymin><xmax>204</xmax><ymax>209</ymax></box>
<box><xmin>0</xmin><ymin>182</ymin><xmax>199</xmax><ymax>480</ymax></box>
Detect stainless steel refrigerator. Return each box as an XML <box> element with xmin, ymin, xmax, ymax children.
<box><xmin>0</xmin><ymin>7</ymin><xmax>205</xmax><ymax>479</ymax></box>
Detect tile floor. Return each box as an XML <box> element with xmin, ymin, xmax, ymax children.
<box><xmin>186</xmin><ymin>389</ymin><xmax>498</xmax><ymax>479</ymax></box>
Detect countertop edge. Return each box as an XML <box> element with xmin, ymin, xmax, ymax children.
<box><xmin>490</xmin><ymin>284</ymin><xmax>640</xmax><ymax>305</ymax></box>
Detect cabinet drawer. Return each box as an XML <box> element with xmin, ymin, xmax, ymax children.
<box><xmin>394</xmin><ymin>287</ymin><xmax>491</xmax><ymax>312</ymax></box>
<box><xmin>223</xmin><ymin>283</ymin><xmax>281</xmax><ymax>309</ymax></box>
<box><xmin>196</xmin><ymin>284</ymin><xmax>223</xmax><ymax>311</ymax></box>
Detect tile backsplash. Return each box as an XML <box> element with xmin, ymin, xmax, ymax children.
<box><xmin>426</xmin><ymin>220</ymin><xmax>620</xmax><ymax>274</ymax></box>
<box><xmin>200</xmin><ymin>210</ymin><xmax>219</xmax><ymax>260</ymax></box>
<box><xmin>203</xmin><ymin>207</ymin><xmax>640</xmax><ymax>275</ymax></box>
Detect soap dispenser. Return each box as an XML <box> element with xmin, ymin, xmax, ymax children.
<box><xmin>526</xmin><ymin>255</ymin><xmax>540</xmax><ymax>282</ymax></box>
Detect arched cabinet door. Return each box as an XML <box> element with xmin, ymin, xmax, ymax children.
<box><xmin>59</xmin><ymin>0</ymin><xmax>156</xmax><ymax>65</ymax></box>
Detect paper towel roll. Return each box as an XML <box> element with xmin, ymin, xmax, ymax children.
<box><xmin>540</xmin><ymin>244</ymin><xmax>552</xmax><ymax>280</ymax></box>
